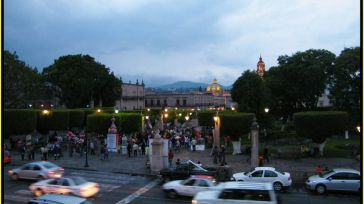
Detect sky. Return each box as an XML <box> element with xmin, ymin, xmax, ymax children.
<box><xmin>4</xmin><ymin>0</ymin><xmax>360</xmax><ymax>87</ymax></box>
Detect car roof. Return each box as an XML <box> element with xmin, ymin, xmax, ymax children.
<box><xmin>28</xmin><ymin>161</ymin><xmax>55</xmax><ymax>165</ymax></box>
<box><xmin>32</xmin><ymin>194</ymin><xmax>87</xmax><ymax>203</ymax></box>
<box><xmin>332</xmin><ymin>168</ymin><xmax>360</xmax><ymax>174</ymax></box>
<box><xmin>254</xmin><ymin>167</ymin><xmax>276</xmax><ymax>171</ymax></box>
<box><xmin>222</xmin><ymin>182</ymin><xmax>273</xmax><ymax>190</ymax></box>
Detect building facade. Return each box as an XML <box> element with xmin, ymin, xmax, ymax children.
<box><xmin>115</xmin><ymin>80</ymin><xmax>145</xmax><ymax>110</ymax></box>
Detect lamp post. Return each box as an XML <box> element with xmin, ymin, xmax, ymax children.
<box><xmin>84</xmin><ymin>133</ymin><xmax>89</xmax><ymax>167</ymax></box>
<box><xmin>250</xmin><ymin>117</ymin><xmax>259</xmax><ymax>168</ymax></box>
<box><xmin>213</xmin><ymin>115</ymin><xmax>220</xmax><ymax>148</ymax></box>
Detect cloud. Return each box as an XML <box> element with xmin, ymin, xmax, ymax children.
<box><xmin>4</xmin><ymin>0</ymin><xmax>360</xmax><ymax>86</ymax></box>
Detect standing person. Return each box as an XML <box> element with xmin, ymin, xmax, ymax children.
<box><xmin>212</xmin><ymin>146</ymin><xmax>219</xmax><ymax>164</ymax></box>
<box><xmin>104</xmin><ymin>144</ymin><xmax>109</xmax><ymax>160</ymax></box>
<box><xmin>100</xmin><ymin>144</ymin><xmax>105</xmax><ymax>160</ymax></box>
<box><xmin>133</xmin><ymin>142</ymin><xmax>138</xmax><ymax>156</ymax></box>
<box><xmin>90</xmin><ymin>140</ymin><xmax>95</xmax><ymax>155</ymax></box>
<box><xmin>41</xmin><ymin>144</ymin><xmax>48</xmax><ymax>161</ymax></box>
<box><xmin>168</xmin><ymin>149</ymin><xmax>174</xmax><ymax>168</ymax></box>
<box><xmin>141</xmin><ymin>141</ymin><xmax>146</xmax><ymax>156</ymax></box>
<box><xmin>263</xmin><ymin>146</ymin><xmax>269</xmax><ymax>163</ymax></box>
<box><xmin>191</xmin><ymin>137</ymin><xmax>197</xmax><ymax>152</ymax></box>
<box><xmin>127</xmin><ymin>142</ymin><xmax>132</xmax><ymax>158</ymax></box>
<box><xmin>220</xmin><ymin>145</ymin><xmax>226</xmax><ymax>164</ymax></box>
<box><xmin>30</xmin><ymin>145</ymin><xmax>35</xmax><ymax>160</ymax></box>
<box><xmin>19</xmin><ymin>142</ymin><xmax>25</xmax><ymax>161</ymax></box>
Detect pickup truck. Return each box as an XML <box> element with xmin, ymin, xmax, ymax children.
<box><xmin>160</xmin><ymin>160</ymin><xmax>219</xmax><ymax>182</ymax></box>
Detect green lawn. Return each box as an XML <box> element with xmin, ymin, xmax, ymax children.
<box><xmin>323</xmin><ymin>137</ymin><xmax>360</xmax><ymax>157</ymax></box>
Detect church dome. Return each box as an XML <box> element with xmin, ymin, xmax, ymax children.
<box><xmin>206</xmin><ymin>78</ymin><xmax>223</xmax><ymax>95</ymax></box>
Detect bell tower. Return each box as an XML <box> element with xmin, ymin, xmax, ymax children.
<box><xmin>257</xmin><ymin>55</ymin><xmax>265</xmax><ymax>78</ymax></box>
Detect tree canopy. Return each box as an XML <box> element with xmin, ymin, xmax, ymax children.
<box><xmin>42</xmin><ymin>54</ymin><xmax>122</xmax><ymax>108</ymax></box>
<box><xmin>4</xmin><ymin>51</ymin><xmax>42</xmax><ymax>108</ymax></box>
<box><xmin>265</xmin><ymin>49</ymin><xmax>336</xmax><ymax>120</ymax></box>
<box><xmin>327</xmin><ymin>47</ymin><xmax>360</xmax><ymax>113</ymax></box>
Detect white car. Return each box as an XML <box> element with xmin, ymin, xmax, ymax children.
<box><xmin>30</xmin><ymin>176</ymin><xmax>100</xmax><ymax>198</ymax></box>
<box><xmin>8</xmin><ymin>161</ymin><xmax>64</xmax><ymax>181</ymax></box>
<box><xmin>232</xmin><ymin>167</ymin><xmax>291</xmax><ymax>191</ymax></box>
<box><xmin>192</xmin><ymin>182</ymin><xmax>278</xmax><ymax>204</ymax></box>
<box><xmin>162</xmin><ymin>175</ymin><xmax>221</xmax><ymax>198</ymax></box>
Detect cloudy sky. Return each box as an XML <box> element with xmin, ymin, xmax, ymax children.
<box><xmin>5</xmin><ymin>0</ymin><xmax>360</xmax><ymax>87</ymax></box>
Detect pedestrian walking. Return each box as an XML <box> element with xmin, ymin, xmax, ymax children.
<box><xmin>127</xmin><ymin>142</ymin><xmax>132</xmax><ymax>157</ymax></box>
<box><xmin>168</xmin><ymin>149</ymin><xmax>174</xmax><ymax>167</ymax></box>
<box><xmin>263</xmin><ymin>146</ymin><xmax>269</xmax><ymax>163</ymax></box>
<box><xmin>90</xmin><ymin>141</ymin><xmax>95</xmax><ymax>155</ymax></box>
<box><xmin>192</xmin><ymin>138</ymin><xmax>197</xmax><ymax>152</ymax></box>
<box><xmin>176</xmin><ymin>158</ymin><xmax>181</xmax><ymax>166</ymax></box>
<box><xmin>41</xmin><ymin>145</ymin><xmax>48</xmax><ymax>161</ymax></box>
<box><xmin>219</xmin><ymin>145</ymin><xmax>226</xmax><ymax>164</ymax></box>
<box><xmin>133</xmin><ymin>143</ymin><xmax>138</xmax><ymax>156</ymax></box>
<box><xmin>104</xmin><ymin>144</ymin><xmax>109</xmax><ymax>160</ymax></box>
<box><xmin>100</xmin><ymin>144</ymin><xmax>105</xmax><ymax>160</ymax></box>
<box><xmin>19</xmin><ymin>143</ymin><xmax>26</xmax><ymax>161</ymax></box>
<box><xmin>212</xmin><ymin>146</ymin><xmax>219</xmax><ymax>164</ymax></box>
<box><xmin>141</xmin><ymin>142</ymin><xmax>146</xmax><ymax>155</ymax></box>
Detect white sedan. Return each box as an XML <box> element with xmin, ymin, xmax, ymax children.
<box><xmin>232</xmin><ymin>167</ymin><xmax>292</xmax><ymax>191</ymax></box>
<box><xmin>30</xmin><ymin>176</ymin><xmax>100</xmax><ymax>198</ymax></box>
<box><xmin>162</xmin><ymin>175</ymin><xmax>221</xmax><ymax>198</ymax></box>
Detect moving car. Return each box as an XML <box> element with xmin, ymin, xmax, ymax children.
<box><xmin>160</xmin><ymin>160</ymin><xmax>217</xmax><ymax>182</ymax></box>
<box><xmin>232</xmin><ymin>167</ymin><xmax>292</xmax><ymax>191</ymax></box>
<box><xmin>306</xmin><ymin>168</ymin><xmax>360</xmax><ymax>194</ymax></box>
<box><xmin>8</xmin><ymin>161</ymin><xmax>64</xmax><ymax>181</ymax></box>
<box><xmin>162</xmin><ymin>175</ymin><xmax>220</xmax><ymax>198</ymax></box>
<box><xmin>30</xmin><ymin>176</ymin><xmax>100</xmax><ymax>198</ymax></box>
<box><xmin>3</xmin><ymin>150</ymin><xmax>12</xmax><ymax>164</ymax></box>
<box><xmin>28</xmin><ymin>194</ymin><xmax>93</xmax><ymax>204</ymax></box>
<box><xmin>192</xmin><ymin>182</ymin><xmax>278</xmax><ymax>204</ymax></box>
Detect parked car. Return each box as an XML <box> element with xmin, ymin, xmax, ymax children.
<box><xmin>163</xmin><ymin>175</ymin><xmax>221</xmax><ymax>198</ymax></box>
<box><xmin>28</xmin><ymin>194</ymin><xmax>93</xmax><ymax>204</ymax></box>
<box><xmin>306</xmin><ymin>168</ymin><xmax>360</xmax><ymax>194</ymax></box>
<box><xmin>160</xmin><ymin>160</ymin><xmax>217</xmax><ymax>182</ymax></box>
<box><xmin>8</xmin><ymin>161</ymin><xmax>64</xmax><ymax>181</ymax></box>
<box><xmin>3</xmin><ymin>150</ymin><xmax>12</xmax><ymax>164</ymax></box>
<box><xmin>192</xmin><ymin>181</ymin><xmax>278</xmax><ymax>204</ymax></box>
<box><xmin>30</xmin><ymin>176</ymin><xmax>100</xmax><ymax>198</ymax></box>
<box><xmin>232</xmin><ymin>167</ymin><xmax>292</xmax><ymax>191</ymax></box>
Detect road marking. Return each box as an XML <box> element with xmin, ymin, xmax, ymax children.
<box><xmin>115</xmin><ymin>179</ymin><xmax>159</xmax><ymax>204</ymax></box>
<box><xmin>15</xmin><ymin>189</ymin><xmax>34</xmax><ymax>196</ymax></box>
<box><xmin>4</xmin><ymin>195</ymin><xmax>32</xmax><ymax>203</ymax></box>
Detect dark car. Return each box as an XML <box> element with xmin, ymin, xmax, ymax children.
<box><xmin>160</xmin><ymin>160</ymin><xmax>218</xmax><ymax>182</ymax></box>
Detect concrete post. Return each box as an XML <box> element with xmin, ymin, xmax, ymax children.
<box><xmin>213</xmin><ymin>116</ymin><xmax>220</xmax><ymax>148</ymax></box>
<box><xmin>150</xmin><ymin>130</ymin><xmax>164</xmax><ymax>175</ymax></box>
<box><xmin>250</xmin><ymin>117</ymin><xmax>259</xmax><ymax>168</ymax></box>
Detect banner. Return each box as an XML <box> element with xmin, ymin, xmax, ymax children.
<box><xmin>107</xmin><ymin>134</ymin><xmax>117</xmax><ymax>152</ymax></box>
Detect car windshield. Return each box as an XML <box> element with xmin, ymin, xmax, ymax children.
<box><xmin>320</xmin><ymin>170</ymin><xmax>334</xmax><ymax>178</ymax></box>
<box><xmin>43</xmin><ymin>162</ymin><xmax>58</xmax><ymax>169</ymax></box>
<box><xmin>275</xmin><ymin>169</ymin><xmax>285</xmax><ymax>175</ymax></box>
<box><xmin>72</xmin><ymin>177</ymin><xmax>88</xmax><ymax>185</ymax></box>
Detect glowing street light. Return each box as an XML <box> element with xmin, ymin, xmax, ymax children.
<box><xmin>264</xmin><ymin>108</ymin><xmax>270</xmax><ymax>113</ymax></box>
<box><xmin>189</xmin><ymin>112</ymin><xmax>192</xmax><ymax>116</ymax></box>
<box><xmin>178</xmin><ymin>113</ymin><xmax>182</xmax><ymax>117</ymax></box>
<box><xmin>114</xmin><ymin>109</ymin><xmax>119</xmax><ymax>114</ymax></box>
<box><xmin>145</xmin><ymin>115</ymin><xmax>150</xmax><ymax>120</ymax></box>
<box><xmin>164</xmin><ymin>113</ymin><xmax>168</xmax><ymax>118</ymax></box>
<box><xmin>231</xmin><ymin>107</ymin><xmax>235</xmax><ymax>111</ymax></box>
<box><xmin>356</xmin><ymin>126</ymin><xmax>360</xmax><ymax>133</ymax></box>
<box><xmin>97</xmin><ymin>109</ymin><xmax>101</xmax><ymax>113</ymax></box>
<box><xmin>28</xmin><ymin>104</ymin><xmax>32</xmax><ymax>108</ymax></box>
<box><xmin>213</xmin><ymin>116</ymin><xmax>219</xmax><ymax>122</ymax></box>
<box><xmin>164</xmin><ymin>108</ymin><xmax>168</xmax><ymax>112</ymax></box>
<box><xmin>185</xmin><ymin>116</ymin><xmax>190</xmax><ymax>121</ymax></box>
<box><xmin>42</xmin><ymin>109</ymin><xmax>50</xmax><ymax>115</ymax></box>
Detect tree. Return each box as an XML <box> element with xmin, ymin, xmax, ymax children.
<box><xmin>231</xmin><ymin>70</ymin><xmax>269</xmax><ymax>123</ymax></box>
<box><xmin>294</xmin><ymin>111</ymin><xmax>348</xmax><ymax>156</ymax></box>
<box><xmin>43</xmin><ymin>54</ymin><xmax>122</xmax><ymax>108</ymax></box>
<box><xmin>265</xmin><ymin>49</ymin><xmax>336</xmax><ymax>125</ymax></box>
<box><xmin>327</xmin><ymin>47</ymin><xmax>360</xmax><ymax>124</ymax></box>
<box><xmin>4</xmin><ymin>51</ymin><xmax>42</xmax><ymax>108</ymax></box>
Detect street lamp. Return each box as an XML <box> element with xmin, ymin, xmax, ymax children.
<box><xmin>356</xmin><ymin>126</ymin><xmax>360</xmax><ymax>133</ymax></box>
<box><xmin>145</xmin><ymin>115</ymin><xmax>149</xmax><ymax>120</ymax></box>
<box><xmin>185</xmin><ymin>116</ymin><xmax>190</xmax><ymax>121</ymax></box>
<box><xmin>84</xmin><ymin>133</ymin><xmax>89</xmax><ymax>167</ymax></box>
<box><xmin>164</xmin><ymin>113</ymin><xmax>168</xmax><ymax>118</ymax></box>
<box><xmin>28</xmin><ymin>104</ymin><xmax>32</xmax><ymax>108</ymax></box>
<box><xmin>147</xmin><ymin>108</ymin><xmax>150</xmax><ymax>112</ymax></box>
<box><xmin>97</xmin><ymin>109</ymin><xmax>101</xmax><ymax>113</ymax></box>
<box><xmin>264</xmin><ymin>108</ymin><xmax>270</xmax><ymax>113</ymax></box>
<box><xmin>114</xmin><ymin>109</ymin><xmax>119</xmax><ymax>114</ymax></box>
<box><xmin>42</xmin><ymin>109</ymin><xmax>50</xmax><ymax>115</ymax></box>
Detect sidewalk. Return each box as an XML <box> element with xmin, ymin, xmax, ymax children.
<box><xmin>8</xmin><ymin>148</ymin><xmax>360</xmax><ymax>182</ymax></box>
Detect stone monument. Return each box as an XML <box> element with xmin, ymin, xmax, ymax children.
<box><xmin>150</xmin><ymin>129</ymin><xmax>164</xmax><ymax>175</ymax></box>
<box><xmin>107</xmin><ymin>117</ymin><xmax>118</xmax><ymax>152</ymax></box>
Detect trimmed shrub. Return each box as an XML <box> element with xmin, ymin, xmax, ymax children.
<box><xmin>117</xmin><ymin>113</ymin><xmax>143</xmax><ymax>134</ymax></box>
<box><xmin>4</xmin><ymin>109</ymin><xmax>37</xmax><ymax>138</ymax></box>
<box><xmin>294</xmin><ymin>111</ymin><xmax>348</xmax><ymax>144</ymax></box>
<box><xmin>37</xmin><ymin>110</ymin><xmax>70</xmax><ymax>134</ymax></box>
<box><xmin>86</xmin><ymin>113</ymin><xmax>143</xmax><ymax>134</ymax></box>
<box><xmin>220</xmin><ymin>113</ymin><xmax>255</xmax><ymax>140</ymax></box>
<box><xmin>86</xmin><ymin>113</ymin><xmax>113</xmax><ymax>134</ymax></box>
<box><xmin>69</xmin><ymin>110</ymin><xmax>85</xmax><ymax>129</ymax></box>
<box><xmin>197</xmin><ymin>111</ymin><xmax>216</xmax><ymax>127</ymax></box>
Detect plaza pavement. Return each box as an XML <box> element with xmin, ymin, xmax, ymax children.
<box><xmin>8</xmin><ymin>148</ymin><xmax>360</xmax><ymax>183</ymax></box>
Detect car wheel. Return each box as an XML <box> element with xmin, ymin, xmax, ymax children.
<box><xmin>11</xmin><ymin>173</ymin><xmax>19</xmax><ymax>181</ymax></box>
<box><xmin>37</xmin><ymin>175</ymin><xmax>44</xmax><ymax>181</ymax></box>
<box><xmin>167</xmin><ymin>190</ymin><xmax>178</xmax><ymax>198</ymax></box>
<box><xmin>273</xmin><ymin>182</ymin><xmax>283</xmax><ymax>191</ymax></box>
<box><xmin>34</xmin><ymin>188</ymin><xmax>44</xmax><ymax>197</ymax></box>
<box><xmin>316</xmin><ymin>184</ymin><xmax>326</xmax><ymax>195</ymax></box>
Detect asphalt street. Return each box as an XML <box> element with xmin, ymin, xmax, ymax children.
<box><xmin>3</xmin><ymin>165</ymin><xmax>361</xmax><ymax>204</ymax></box>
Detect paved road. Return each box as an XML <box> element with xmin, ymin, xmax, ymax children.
<box><xmin>4</xmin><ymin>165</ymin><xmax>360</xmax><ymax>204</ymax></box>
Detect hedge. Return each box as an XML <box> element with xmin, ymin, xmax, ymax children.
<box><xmin>220</xmin><ymin>113</ymin><xmax>255</xmax><ymax>140</ymax></box>
<box><xmin>69</xmin><ymin>110</ymin><xmax>85</xmax><ymax>129</ymax></box>
<box><xmin>4</xmin><ymin>109</ymin><xmax>37</xmax><ymax>138</ymax></box>
<box><xmin>197</xmin><ymin>111</ymin><xmax>216</xmax><ymax>127</ymax></box>
<box><xmin>293</xmin><ymin>111</ymin><xmax>348</xmax><ymax>144</ymax></box>
<box><xmin>37</xmin><ymin>110</ymin><xmax>70</xmax><ymax>134</ymax></box>
<box><xmin>86</xmin><ymin>113</ymin><xmax>143</xmax><ymax>134</ymax></box>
